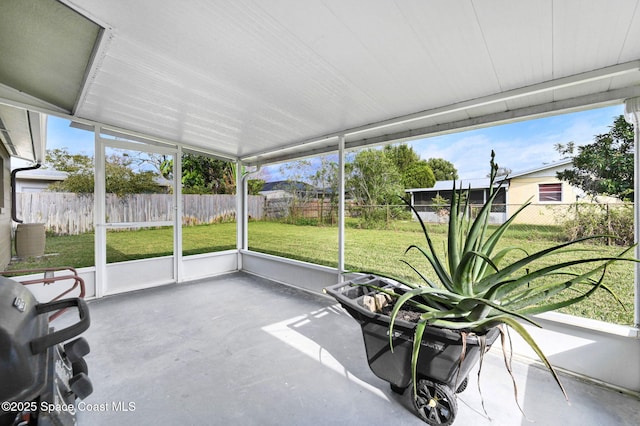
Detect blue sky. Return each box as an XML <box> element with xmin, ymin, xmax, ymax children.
<box><xmin>46</xmin><ymin>118</ymin><xmax>95</xmax><ymax>156</ymax></box>
<box><xmin>42</xmin><ymin>103</ymin><xmax>625</xmax><ymax>181</ymax></box>
<box><xmin>409</xmin><ymin>104</ymin><xmax>625</xmax><ymax>179</ymax></box>
<box><xmin>261</xmin><ymin>103</ymin><xmax>625</xmax><ymax>181</ymax></box>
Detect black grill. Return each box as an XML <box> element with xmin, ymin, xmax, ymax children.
<box><xmin>0</xmin><ymin>276</ymin><xmax>92</xmax><ymax>425</ymax></box>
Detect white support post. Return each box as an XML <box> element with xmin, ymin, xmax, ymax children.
<box><xmin>624</xmin><ymin>97</ymin><xmax>640</xmax><ymax>329</ymax></box>
<box><xmin>174</xmin><ymin>146</ymin><xmax>183</xmax><ymax>282</ymax></box>
<box><xmin>94</xmin><ymin>126</ymin><xmax>106</xmax><ymax>298</ymax></box>
<box><xmin>243</xmin><ymin>164</ymin><xmax>249</xmax><ymax>251</ymax></box>
<box><xmin>236</xmin><ymin>161</ymin><xmax>245</xmax><ymax>270</ymax></box>
<box><xmin>338</xmin><ymin>136</ymin><xmax>346</xmax><ymax>280</ymax></box>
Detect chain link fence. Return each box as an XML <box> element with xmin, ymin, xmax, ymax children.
<box><xmin>264</xmin><ymin>198</ymin><xmax>634</xmax><ymax>245</ymax></box>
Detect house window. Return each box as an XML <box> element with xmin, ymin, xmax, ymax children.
<box><xmin>539</xmin><ymin>183</ymin><xmax>562</xmax><ymax>202</ymax></box>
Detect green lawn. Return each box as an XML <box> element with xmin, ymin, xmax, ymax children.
<box><xmin>6</xmin><ymin>221</ymin><xmax>635</xmax><ymax>326</ymax></box>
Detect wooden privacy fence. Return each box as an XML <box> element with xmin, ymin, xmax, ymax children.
<box><xmin>15</xmin><ymin>192</ymin><xmax>265</xmax><ymax>235</ymax></box>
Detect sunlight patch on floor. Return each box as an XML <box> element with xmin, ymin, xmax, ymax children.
<box><xmin>262</xmin><ymin>307</ymin><xmax>390</xmax><ymax>402</ymax></box>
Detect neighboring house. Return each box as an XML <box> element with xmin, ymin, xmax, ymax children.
<box><xmin>406</xmin><ymin>178</ymin><xmax>507</xmax><ymax>224</ymax></box>
<box><xmin>506</xmin><ymin>159</ymin><xmax>581</xmax><ymax>225</ymax></box>
<box><xmin>13</xmin><ymin>168</ymin><xmax>68</xmax><ymax>192</ymax></box>
<box><xmin>406</xmin><ymin>160</ymin><xmax>614</xmax><ymax>225</ymax></box>
<box><xmin>0</xmin><ymin>106</ymin><xmax>47</xmax><ymax>269</ymax></box>
<box><xmin>13</xmin><ymin>168</ymin><xmax>173</xmax><ymax>193</ymax></box>
<box><xmin>260</xmin><ymin>180</ymin><xmax>317</xmax><ymax>200</ymax></box>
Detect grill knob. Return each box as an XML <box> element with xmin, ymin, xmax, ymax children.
<box><xmin>64</xmin><ymin>337</ymin><xmax>90</xmax><ymax>362</ymax></box>
<box><xmin>69</xmin><ymin>372</ymin><xmax>93</xmax><ymax>400</ymax></box>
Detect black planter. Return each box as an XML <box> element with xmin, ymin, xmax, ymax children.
<box><xmin>325</xmin><ymin>275</ymin><xmax>499</xmax><ymax>425</ymax></box>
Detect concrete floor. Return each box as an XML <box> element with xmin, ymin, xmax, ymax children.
<box><xmin>58</xmin><ymin>272</ymin><xmax>640</xmax><ymax>425</ymax></box>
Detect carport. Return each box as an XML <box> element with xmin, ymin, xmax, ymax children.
<box><xmin>1</xmin><ymin>1</ymin><xmax>639</xmax><ymax>424</ymax></box>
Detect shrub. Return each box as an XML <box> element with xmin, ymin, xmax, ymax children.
<box><xmin>348</xmin><ymin>204</ymin><xmax>412</xmax><ymax>229</ymax></box>
<box><xmin>559</xmin><ymin>202</ymin><xmax>633</xmax><ymax>245</ymax></box>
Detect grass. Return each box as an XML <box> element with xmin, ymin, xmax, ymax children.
<box><xmin>6</xmin><ymin>224</ymin><xmax>238</xmax><ymax>270</ymax></box>
<box><xmin>5</xmin><ymin>220</ymin><xmax>635</xmax><ymax>326</ymax></box>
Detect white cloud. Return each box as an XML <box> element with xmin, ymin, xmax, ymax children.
<box><xmin>415</xmin><ymin>134</ymin><xmax>497</xmax><ymax>179</ymax></box>
<box><xmin>410</xmin><ymin>104</ymin><xmax>624</xmax><ymax>179</ymax></box>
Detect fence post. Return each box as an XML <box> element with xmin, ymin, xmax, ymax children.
<box><xmin>607</xmin><ymin>203</ymin><xmax>612</xmax><ymax>246</ymax></box>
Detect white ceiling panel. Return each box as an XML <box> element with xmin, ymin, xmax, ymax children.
<box><xmin>619</xmin><ymin>3</ymin><xmax>640</xmax><ymax>63</ymax></box>
<box><xmin>473</xmin><ymin>0</ymin><xmax>554</xmax><ymax>90</ymax></box>
<box><xmin>552</xmin><ymin>0</ymin><xmax>639</xmax><ymax>77</ymax></box>
<box><xmin>396</xmin><ymin>0</ymin><xmax>501</xmax><ymax>103</ymax></box>
<box><xmin>0</xmin><ymin>0</ymin><xmax>639</xmax><ymax>165</ymax></box>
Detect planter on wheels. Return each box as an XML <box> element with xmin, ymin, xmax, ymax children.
<box><xmin>325</xmin><ymin>275</ymin><xmax>499</xmax><ymax>425</ymax></box>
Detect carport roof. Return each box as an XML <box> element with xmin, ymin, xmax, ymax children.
<box><xmin>1</xmin><ymin>0</ymin><xmax>640</xmax><ymax>165</ymax></box>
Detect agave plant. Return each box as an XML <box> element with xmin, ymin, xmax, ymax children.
<box><xmin>368</xmin><ymin>151</ymin><xmax>636</xmax><ymax>408</ymax></box>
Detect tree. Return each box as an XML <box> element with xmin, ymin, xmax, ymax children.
<box><xmin>179</xmin><ymin>153</ymin><xmax>234</xmax><ymax>194</ymax></box>
<box><xmin>384</xmin><ymin>144</ymin><xmax>420</xmax><ymax>171</ymax></box>
<box><xmin>403</xmin><ymin>161</ymin><xmax>435</xmax><ymax>189</ymax></box>
<box><xmin>278</xmin><ymin>159</ymin><xmax>314</xmax><ymax>199</ymax></box>
<box><xmin>346</xmin><ymin>149</ymin><xmax>403</xmax><ymax>207</ymax></box>
<box><xmin>104</xmin><ymin>154</ymin><xmax>163</xmax><ymax>196</ymax></box>
<box><xmin>246</xmin><ymin>179</ymin><xmax>265</xmax><ymax>196</ymax></box>
<box><xmin>310</xmin><ymin>156</ymin><xmax>339</xmax><ymax>223</ymax></box>
<box><xmin>490</xmin><ymin>167</ymin><xmax>512</xmax><ymax>178</ymax></box>
<box><xmin>49</xmin><ymin>170</ymin><xmax>94</xmax><ymax>193</ymax></box>
<box><xmin>426</xmin><ymin>158</ymin><xmax>458</xmax><ymax>181</ymax></box>
<box><xmin>384</xmin><ymin>144</ymin><xmax>435</xmax><ymax>188</ymax></box>
<box><xmin>160</xmin><ymin>154</ymin><xmax>264</xmax><ymax>195</ymax></box>
<box><xmin>310</xmin><ymin>156</ymin><xmax>338</xmax><ymax>199</ymax></box>
<box><xmin>45</xmin><ymin>148</ymin><xmax>93</xmax><ymax>173</ymax></box>
<box><xmin>47</xmin><ymin>150</ymin><xmax>163</xmax><ymax>195</ymax></box>
<box><xmin>556</xmin><ymin>115</ymin><xmax>634</xmax><ymax>201</ymax></box>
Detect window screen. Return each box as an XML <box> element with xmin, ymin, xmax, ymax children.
<box><xmin>539</xmin><ymin>183</ymin><xmax>562</xmax><ymax>202</ymax></box>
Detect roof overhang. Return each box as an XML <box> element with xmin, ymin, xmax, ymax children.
<box><xmin>0</xmin><ymin>0</ymin><xmax>639</xmax><ymax>164</ymax></box>
<box><xmin>0</xmin><ymin>105</ymin><xmax>46</xmax><ymax>163</ymax></box>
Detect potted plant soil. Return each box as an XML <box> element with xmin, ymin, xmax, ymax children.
<box><xmin>324</xmin><ymin>152</ymin><xmax>636</xmax><ymax>425</ymax></box>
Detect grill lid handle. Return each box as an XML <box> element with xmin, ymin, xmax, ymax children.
<box><xmin>30</xmin><ymin>298</ymin><xmax>90</xmax><ymax>354</ymax></box>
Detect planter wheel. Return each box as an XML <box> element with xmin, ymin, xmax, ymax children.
<box><xmin>390</xmin><ymin>383</ymin><xmax>408</xmax><ymax>395</ymax></box>
<box><xmin>455</xmin><ymin>377</ymin><xmax>468</xmax><ymax>393</ymax></box>
<box><xmin>412</xmin><ymin>379</ymin><xmax>457</xmax><ymax>426</ymax></box>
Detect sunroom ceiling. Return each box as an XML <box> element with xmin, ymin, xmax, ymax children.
<box><xmin>1</xmin><ymin>0</ymin><xmax>640</xmax><ymax>165</ymax></box>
